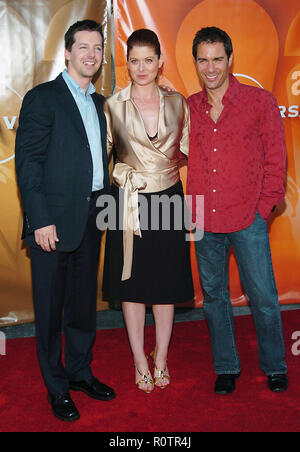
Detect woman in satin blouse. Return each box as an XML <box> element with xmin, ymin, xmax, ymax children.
<box><xmin>103</xmin><ymin>29</ymin><xmax>194</xmax><ymax>393</ymax></box>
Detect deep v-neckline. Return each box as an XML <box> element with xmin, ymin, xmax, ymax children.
<box><xmin>131</xmin><ymin>89</ymin><xmax>160</xmax><ymax>144</ymax></box>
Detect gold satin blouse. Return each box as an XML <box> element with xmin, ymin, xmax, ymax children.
<box><xmin>103</xmin><ymin>83</ymin><xmax>190</xmax><ymax>280</ymax></box>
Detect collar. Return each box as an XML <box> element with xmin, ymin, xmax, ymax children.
<box><xmin>115</xmin><ymin>82</ymin><xmax>177</xmax><ymax>102</ymax></box>
<box><xmin>200</xmin><ymin>74</ymin><xmax>240</xmax><ymax>107</ymax></box>
<box><xmin>62</xmin><ymin>69</ymin><xmax>96</xmax><ymax>96</ymax></box>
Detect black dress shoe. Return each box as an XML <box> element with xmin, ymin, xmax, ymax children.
<box><xmin>69</xmin><ymin>376</ymin><xmax>116</xmax><ymax>401</ymax></box>
<box><xmin>215</xmin><ymin>373</ymin><xmax>240</xmax><ymax>395</ymax></box>
<box><xmin>47</xmin><ymin>392</ymin><xmax>80</xmax><ymax>422</ymax></box>
<box><xmin>268</xmin><ymin>374</ymin><xmax>288</xmax><ymax>393</ymax></box>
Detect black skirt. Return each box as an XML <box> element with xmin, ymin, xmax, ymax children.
<box><xmin>103</xmin><ymin>181</ymin><xmax>194</xmax><ymax>305</ymax></box>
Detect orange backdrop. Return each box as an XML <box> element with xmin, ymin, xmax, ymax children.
<box><xmin>113</xmin><ymin>0</ymin><xmax>300</xmax><ymax>307</ymax></box>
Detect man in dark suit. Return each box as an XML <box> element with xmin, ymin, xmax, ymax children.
<box><xmin>15</xmin><ymin>20</ymin><xmax>115</xmax><ymax>422</ymax></box>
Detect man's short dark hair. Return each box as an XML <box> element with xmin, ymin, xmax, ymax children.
<box><xmin>192</xmin><ymin>27</ymin><xmax>233</xmax><ymax>61</ymax></box>
<box><xmin>64</xmin><ymin>20</ymin><xmax>104</xmax><ymax>51</ymax></box>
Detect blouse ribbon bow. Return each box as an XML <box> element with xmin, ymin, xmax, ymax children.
<box><xmin>113</xmin><ymin>162</ymin><xmax>147</xmax><ymax>281</ymax></box>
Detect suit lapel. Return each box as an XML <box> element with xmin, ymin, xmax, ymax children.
<box><xmin>92</xmin><ymin>93</ymin><xmax>110</xmax><ymax>190</ymax></box>
<box><xmin>54</xmin><ymin>74</ymin><xmax>110</xmax><ymax>190</ymax></box>
<box><xmin>91</xmin><ymin>94</ymin><xmax>106</xmax><ymax>150</ymax></box>
<box><xmin>54</xmin><ymin>74</ymin><xmax>89</xmax><ymax>142</ymax></box>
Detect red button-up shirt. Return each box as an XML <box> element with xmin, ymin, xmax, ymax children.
<box><xmin>186</xmin><ymin>74</ymin><xmax>286</xmax><ymax>233</ymax></box>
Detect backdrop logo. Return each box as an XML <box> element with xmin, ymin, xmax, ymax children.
<box><xmin>0</xmin><ymin>82</ymin><xmax>23</xmax><ymax>165</ymax></box>
<box><xmin>280</xmin><ymin>71</ymin><xmax>300</xmax><ymax>118</ymax></box>
<box><xmin>234</xmin><ymin>73</ymin><xmax>299</xmax><ymax>118</ymax></box>
<box><xmin>234</xmin><ymin>73</ymin><xmax>263</xmax><ymax>88</ymax></box>
<box><xmin>291</xmin><ymin>71</ymin><xmax>300</xmax><ymax>96</ymax></box>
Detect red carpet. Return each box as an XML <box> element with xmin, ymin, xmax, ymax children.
<box><xmin>1</xmin><ymin>310</ymin><xmax>300</xmax><ymax>432</ymax></box>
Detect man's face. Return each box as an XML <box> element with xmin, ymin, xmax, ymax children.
<box><xmin>65</xmin><ymin>30</ymin><xmax>103</xmax><ymax>84</ymax></box>
<box><xmin>195</xmin><ymin>41</ymin><xmax>232</xmax><ymax>93</ymax></box>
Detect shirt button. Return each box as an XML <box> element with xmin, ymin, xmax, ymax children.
<box><xmin>212</xmin><ymin>209</ymin><xmax>216</xmax><ymax>213</ymax></box>
<box><xmin>213</xmin><ymin>189</ymin><xmax>216</xmax><ymax>193</ymax></box>
<box><xmin>213</xmin><ymin>148</ymin><xmax>217</xmax><ymax>152</ymax></box>
<box><xmin>213</xmin><ymin>169</ymin><xmax>217</xmax><ymax>173</ymax></box>
<box><xmin>87</xmin><ymin>197</ymin><xmax>91</xmax><ymax>202</ymax></box>
<box><xmin>213</xmin><ymin>128</ymin><xmax>217</xmax><ymax>132</ymax></box>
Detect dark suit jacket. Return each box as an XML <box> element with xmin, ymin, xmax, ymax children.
<box><xmin>15</xmin><ymin>73</ymin><xmax>110</xmax><ymax>252</ymax></box>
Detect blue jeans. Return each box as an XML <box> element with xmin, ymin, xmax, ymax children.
<box><xmin>194</xmin><ymin>212</ymin><xmax>287</xmax><ymax>376</ymax></box>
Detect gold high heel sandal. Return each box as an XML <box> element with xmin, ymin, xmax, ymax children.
<box><xmin>135</xmin><ymin>357</ymin><xmax>154</xmax><ymax>394</ymax></box>
<box><xmin>150</xmin><ymin>349</ymin><xmax>170</xmax><ymax>390</ymax></box>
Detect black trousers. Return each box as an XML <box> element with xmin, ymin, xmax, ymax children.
<box><xmin>30</xmin><ymin>191</ymin><xmax>103</xmax><ymax>396</ymax></box>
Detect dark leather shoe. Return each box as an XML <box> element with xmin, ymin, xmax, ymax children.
<box><xmin>268</xmin><ymin>374</ymin><xmax>288</xmax><ymax>393</ymax></box>
<box><xmin>47</xmin><ymin>392</ymin><xmax>80</xmax><ymax>422</ymax></box>
<box><xmin>69</xmin><ymin>376</ymin><xmax>116</xmax><ymax>401</ymax></box>
<box><xmin>215</xmin><ymin>373</ymin><xmax>240</xmax><ymax>395</ymax></box>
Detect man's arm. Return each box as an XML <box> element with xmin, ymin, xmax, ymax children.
<box><xmin>15</xmin><ymin>88</ymin><xmax>58</xmax><ymax>250</ymax></box>
<box><xmin>256</xmin><ymin>92</ymin><xmax>287</xmax><ymax>220</ymax></box>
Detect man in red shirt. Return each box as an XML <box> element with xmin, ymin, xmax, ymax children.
<box><xmin>187</xmin><ymin>27</ymin><xmax>288</xmax><ymax>395</ymax></box>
